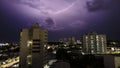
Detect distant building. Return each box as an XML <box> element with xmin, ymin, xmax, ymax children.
<box><xmin>104</xmin><ymin>55</ymin><xmax>120</xmax><ymax>68</ymax></box>
<box><xmin>83</xmin><ymin>32</ymin><xmax>107</xmax><ymax>54</ymax></box>
<box><xmin>59</xmin><ymin>37</ymin><xmax>76</xmax><ymax>45</ymax></box>
<box><xmin>59</xmin><ymin>38</ymin><xmax>68</xmax><ymax>44</ymax></box>
<box><xmin>68</xmin><ymin>37</ymin><xmax>75</xmax><ymax>45</ymax></box>
<box><xmin>76</xmin><ymin>40</ymin><xmax>82</xmax><ymax>44</ymax></box>
<box><xmin>20</xmin><ymin>23</ymin><xmax>48</xmax><ymax>68</ymax></box>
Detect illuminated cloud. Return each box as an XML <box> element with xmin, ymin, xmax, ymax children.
<box><xmin>0</xmin><ymin>0</ymin><xmax>120</xmax><ymax>42</ymax></box>
<box><xmin>1</xmin><ymin>0</ymin><xmax>114</xmax><ymax>31</ymax></box>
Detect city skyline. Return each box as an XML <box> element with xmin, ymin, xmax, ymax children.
<box><xmin>0</xmin><ymin>24</ymin><xmax>120</xmax><ymax>68</ymax></box>
<box><xmin>0</xmin><ymin>0</ymin><xmax>120</xmax><ymax>42</ymax></box>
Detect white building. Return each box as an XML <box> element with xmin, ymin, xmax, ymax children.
<box><xmin>83</xmin><ymin>32</ymin><xmax>107</xmax><ymax>54</ymax></box>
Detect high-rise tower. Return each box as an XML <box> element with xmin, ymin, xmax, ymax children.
<box><xmin>20</xmin><ymin>23</ymin><xmax>48</xmax><ymax>68</ymax></box>
<box><xmin>83</xmin><ymin>32</ymin><xmax>107</xmax><ymax>54</ymax></box>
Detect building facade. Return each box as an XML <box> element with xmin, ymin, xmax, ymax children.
<box><xmin>83</xmin><ymin>32</ymin><xmax>107</xmax><ymax>54</ymax></box>
<box><xmin>104</xmin><ymin>55</ymin><xmax>120</xmax><ymax>68</ymax></box>
<box><xmin>20</xmin><ymin>23</ymin><xmax>48</xmax><ymax>68</ymax></box>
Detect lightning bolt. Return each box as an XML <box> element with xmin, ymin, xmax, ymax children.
<box><xmin>53</xmin><ymin>0</ymin><xmax>78</xmax><ymax>15</ymax></box>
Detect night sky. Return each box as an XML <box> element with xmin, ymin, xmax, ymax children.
<box><xmin>0</xmin><ymin>0</ymin><xmax>120</xmax><ymax>42</ymax></box>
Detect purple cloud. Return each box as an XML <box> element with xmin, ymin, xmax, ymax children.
<box><xmin>1</xmin><ymin>0</ymin><xmax>114</xmax><ymax>31</ymax></box>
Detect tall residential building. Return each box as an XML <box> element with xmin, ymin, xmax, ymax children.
<box><xmin>83</xmin><ymin>32</ymin><xmax>107</xmax><ymax>54</ymax></box>
<box><xmin>20</xmin><ymin>23</ymin><xmax>48</xmax><ymax>68</ymax></box>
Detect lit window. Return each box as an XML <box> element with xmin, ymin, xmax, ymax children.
<box><xmin>112</xmin><ymin>42</ymin><xmax>116</xmax><ymax>45</ymax></box>
<box><xmin>44</xmin><ymin>45</ymin><xmax>47</xmax><ymax>47</ymax></box>
<box><xmin>20</xmin><ymin>32</ymin><xmax>22</xmax><ymax>36</ymax></box>
<box><xmin>27</xmin><ymin>55</ymin><xmax>32</xmax><ymax>64</ymax></box>
<box><xmin>91</xmin><ymin>50</ymin><xmax>94</xmax><ymax>53</ymax></box>
<box><xmin>28</xmin><ymin>41</ymin><xmax>32</xmax><ymax>44</ymax></box>
<box><xmin>111</xmin><ymin>48</ymin><xmax>115</xmax><ymax>51</ymax></box>
<box><xmin>86</xmin><ymin>36</ymin><xmax>88</xmax><ymax>39</ymax></box>
<box><xmin>64</xmin><ymin>45</ymin><xmax>67</xmax><ymax>47</ymax></box>
<box><xmin>27</xmin><ymin>41</ymin><xmax>32</xmax><ymax>47</ymax></box>
<box><xmin>96</xmin><ymin>35</ymin><xmax>99</xmax><ymax>39</ymax></box>
<box><xmin>47</xmin><ymin>46</ymin><xmax>50</xmax><ymax>49</ymax></box>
